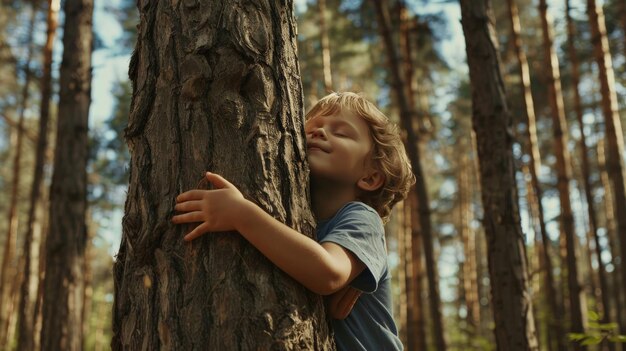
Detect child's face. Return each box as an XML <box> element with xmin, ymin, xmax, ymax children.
<box><xmin>304</xmin><ymin>110</ymin><xmax>374</xmax><ymax>187</ymax></box>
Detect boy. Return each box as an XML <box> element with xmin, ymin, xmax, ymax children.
<box><xmin>172</xmin><ymin>92</ymin><xmax>414</xmax><ymax>350</ymax></box>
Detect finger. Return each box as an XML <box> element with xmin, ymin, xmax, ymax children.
<box><xmin>174</xmin><ymin>200</ymin><xmax>203</xmax><ymax>212</ymax></box>
<box><xmin>184</xmin><ymin>222</ymin><xmax>210</xmax><ymax>241</ymax></box>
<box><xmin>171</xmin><ymin>211</ymin><xmax>204</xmax><ymax>224</ymax></box>
<box><xmin>176</xmin><ymin>190</ymin><xmax>208</xmax><ymax>203</ymax></box>
<box><xmin>205</xmin><ymin>172</ymin><xmax>235</xmax><ymax>190</ymax></box>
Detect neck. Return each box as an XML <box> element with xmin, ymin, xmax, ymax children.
<box><xmin>310</xmin><ymin>177</ymin><xmax>359</xmax><ymax>220</ymax></box>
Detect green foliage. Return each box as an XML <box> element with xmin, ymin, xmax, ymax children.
<box><xmin>567</xmin><ymin>310</ymin><xmax>626</xmax><ymax>346</ymax></box>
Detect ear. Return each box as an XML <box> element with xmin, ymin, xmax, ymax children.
<box><xmin>357</xmin><ymin>170</ymin><xmax>384</xmax><ymax>192</ymax></box>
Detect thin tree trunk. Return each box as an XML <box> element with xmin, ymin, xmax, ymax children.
<box><xmin>112</xmin><ymin>1</ymin><xmax>333</xmax><ymax>349</ymax></box>
<box><xmin>399</xmin><ymin>11</ymin><xmax>431</xmax><ymax>347</ymax></box>
<box><xmin>598</xmin><ymin>137</ymin><xmax>626</xmax><ymax>337</ymax></box>
<box><xmin>507</xmin><ymin>1</ymin><xmax>566</xmax><ymax>349</ymax></box>
<box><xmin>459</xmin><ymin>153</ymin><xmax>480</xmax><ymax>334</ymax></box>
<box><xmin>522</xmin><ymin>163</ymin><xmax>549</xmax><ymax>350</ymax></box>
<box><xmin>81</xmin><ymin>221</ymin><xmax>95</xmax><ymax>349</ymax></box>
<box><xmin>395</xmin><ymin>200</ymin><xmax>408</xmax><ymax>346</ymax></box>
<box><xmin>16</xmin><ymin>1</ymin><xmax>59</xmax><ymax>350</ymax></box>
<box><xmin>0</xmin><ymin>4</ymin><xmax>38</xmax><ymax>348</ymax></box>
<box><xmin>371</xmin><ymin>1</ymin><xmax>447</xmax><ymax>349</ymax></box>
<box><xmin>622</xmin><ymin>0</ymin><xmax>626</xmax><ymax>61</ymax></box>
<box><xmin>399</xmin><ymin>1</ymin><xmax>415</xmax><ymax>115</ymax></box>
<box><xmin>408</xmin><ymin>190</ymin><xmax>428</xmax><ymax>351</ymax></box>
<box><xmin>565</xmin><ymin>3</ymin><xmax>613</xmax><ymax>339</ymax></box>
<box><xmin>538</xmin><ymin>2</ymin><xmax>586</xmax><ymax>347</ymax></box>
<box><xmin>32</xmin><ymin>197</ymin><xmax>49</xmax><ymax>351</ymax></box>
<box><xmin>0</xmin><ymin>115</ymin><xmax>37</xmax><ymax>143</ymax></box>
<box><xmin>318</xmin><ymin>0</ymin><xmax>333</xmax><ymax>92</ymax></box>
<box><xmin>586</xmin><ymin>0</ymin><xmax>626</xmax><ymax>304</ymax></box>
<box><xmin>4</xmin><ymin>272</ymin><xmax>22</xmax><ymax>350</ymax></box>
<box><xmin>459</xmin><ymin>1</ymin><xmax>539</xmax><ymax>349</ymax></box>
<box><xmin>40</xmin><ymin>0</ymin><xmax>93</xmax><ymax>349</ymax></box>
<box><xmin>470</xmin><ymin>130</ymin><xmax>492</xmax><ymax>339</ymax></box>
<box><xmin>93</xmin><ymin>295</ymin><xmax>107</xmax><ymax>351</ymax></box>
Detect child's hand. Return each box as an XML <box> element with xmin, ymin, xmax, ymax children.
<box><xmin>172</xmin><ymin>172</ymin><xmax>246</xmax><ymax>241</ymax></box>
<box><xmin>327</xmin><ymin>286</ymin><xmax>362</xmax><ymax>320</ymax></box>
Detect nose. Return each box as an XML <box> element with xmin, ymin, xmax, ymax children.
<box><xmin>310</xmin><ymin>127</ymin><xmax>327</xmax><ymax>140</ymax></box>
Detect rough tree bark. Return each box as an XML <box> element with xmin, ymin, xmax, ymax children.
<box><xmin>111</xmin><ymin>1</ymin><xmax>334</xmax><ymax>350</ymax></box>
<box><xmin>39</xmin><ymin>0</ymin><xmax>93</xmax><ymax>349</ymax></box>
<box><xmin>459</xmin><ymin>1</ymin><xmax>539</xmax><ymax>350</ymax></box>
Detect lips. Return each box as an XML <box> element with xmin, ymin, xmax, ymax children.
<box><xmin>306</xmin><ymin>141</ymin><xmax>329</xmax><ymax>153</ymax></box>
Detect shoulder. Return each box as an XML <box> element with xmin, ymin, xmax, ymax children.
<box><xmin>316</xmin><ymin>201</ymin><xmax>385</xmax><ymax>243</ymax></box>
<box><xmin>333</xmin><ymin>202</ymin><xmax>383</xmax><ymax>229</ymax></box>
<box><xmin>318</xmin><ymin>201</ymin><xmax>385</xmax><ymax>242</ymax></box>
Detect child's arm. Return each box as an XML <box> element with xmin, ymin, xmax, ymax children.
<box><xmin>327</xmin><ymin>286</ymin><xmax>362</xmax><ymax>320</ymax></box>
<box><xmin>172</xmin><ymin>172</ymin><xmax>366</xmax><ymax>296</ymax></box>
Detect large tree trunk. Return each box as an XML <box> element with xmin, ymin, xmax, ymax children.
<box><xmin>587</xmin><ymin>0</ymin><xmax>626</xmax><ymax>305</ymax></box>
<box><xmin>507</xmin><ymin>1</ymin><xmax>565</xmax><ymax>350</ymax></box>
<box><xmin>0</xmin><ymin>4</ymin><xmax>37</xmax><ymax>348</ymax></box>
<box><xmin>17</xmin><ymin>1</ymin><xmax>59</xmax><ymax>350</ymax></box>
<box><xmin>39</xmin><ymin>0</ymin><xmax>93</xmax><ymax>349</ymax></box>
<box><xmin>111</xmin><ymin>1</ymin><xmax>333</xmax><ymax>349</ymax></box>
<box><xmin>459</xmin><ymin>1</ymin><xmax>539</xmax><ymax>350</ymax></box>
<box><xmin>538</xmin><ymin>2</ymin><xmax>586</xmax><ymax>347</ymax></box>
<box><xmin>371</xmin><ymin>1</ymin><xmax>447</xmax><ymax>349</ymax></box>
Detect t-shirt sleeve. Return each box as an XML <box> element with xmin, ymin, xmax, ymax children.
<box><xmin>319</xmin><ymin>204</ymin><xmax>387</xmax><ymax>293</ymax></box>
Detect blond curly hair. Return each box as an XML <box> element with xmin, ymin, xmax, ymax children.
<box><xmin>305</xmin><ymin>92</ymin><xmax>415</xmax><ymax>223</ymax></box>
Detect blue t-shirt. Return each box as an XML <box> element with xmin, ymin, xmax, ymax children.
<box><xmin>316</xmin><ymin>202</ymin><xmax>404</xmax><ymax>351</ymax></box>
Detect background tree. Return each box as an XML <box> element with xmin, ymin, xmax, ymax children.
<box><xmin>39</xmin><ymin>0</ymin><xmax>93</xmax><ymax>349</ymax></box>
<box><xmin>538</xmin><ymin>0</ymin><xmax>586</xmax><ymax>346</ymax></box>
<box><xmin>565</xmin><ymin>2</ymin><xmax>613</xmax><ymax>349</ymax></box>
<box><xmin>506</xmin><ymin>1</ymin><xmax>565</xmax><ymax>348</ymax></box>
<box><xmin>371</xmin><ymin>1</ymin><xmax>447</xmax><ymax>349</ymax></box>
<box><xmin>460</xmin><ymin>0</ymin><xmax>539</xmax><ymax>349</ymax></box>
<box><xmin>16</xmin><ymin>1</ymin><xmax>59</xmax><ymax>350</ymax></box>
<box><xmin>587</xmin><ymin>0</ymin><xmax>626</xmax><ymax>305</ymax></box>
<box><xmin>0</xmin><ymin>4</ymin><xmax>38</xmax><ymax>348</ymax></box>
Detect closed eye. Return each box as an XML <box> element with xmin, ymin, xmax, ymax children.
<box><xmin>332</xmin><ymin>129</ymin><xmax>352</xmax><ymax>138</ymax></box>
